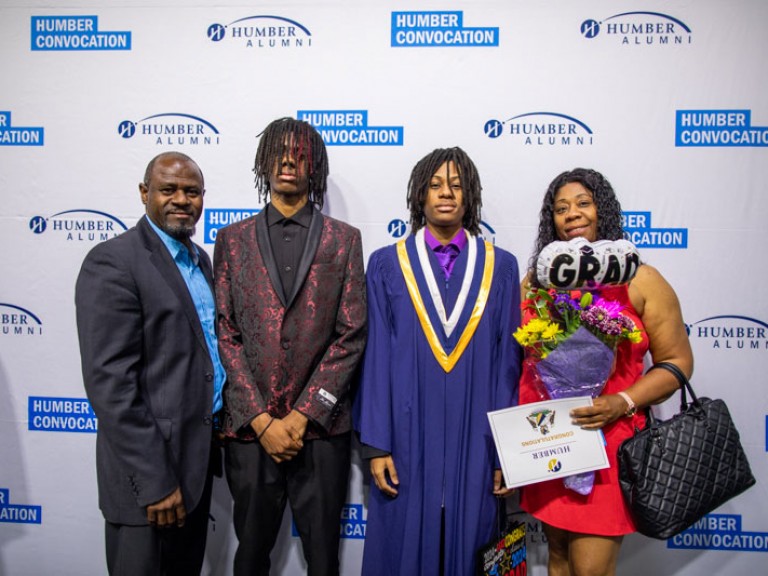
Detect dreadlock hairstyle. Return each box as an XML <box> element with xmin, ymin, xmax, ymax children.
<box><xmin>528</xmin><ymin>168</ymin><xmax>625</xmax><ymax>287</ymax></box>
<box><xmin>406</xmin><ymin>147</ymin><xmax>483</xmax><ymax>235</ymax></box>
<box><xmin>253</xmin><ymin>117</ymin><xmax>329</xmax><ymax>209</ymax></box>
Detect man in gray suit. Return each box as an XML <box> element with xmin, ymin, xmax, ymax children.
<box><xmin>75</xmin><ymin>151</ymin><xmax>225</xmax><ymax>575</ymax></box>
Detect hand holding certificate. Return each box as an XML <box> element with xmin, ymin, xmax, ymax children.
<box><xmin>487</xmin><ymin>396</ymin><xmax>609</xmax><ymax>490</ymax></box>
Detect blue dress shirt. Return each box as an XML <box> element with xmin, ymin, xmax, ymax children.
<box><xmin>147</xmin><ymin>218</ymin><xmax>225</xmax><ymax>414</ymax></box>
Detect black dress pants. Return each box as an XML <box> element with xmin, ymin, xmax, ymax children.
<box><xmin>104</xmin><ymin>449</ymin><xmax>215</xmax><ymax>576</ymax></box>
<box><xmin>225</xmin><ymin>433</ymin><xmax>351</xmax><ymax>576</ymax></box>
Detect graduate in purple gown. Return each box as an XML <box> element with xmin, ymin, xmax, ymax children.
<box><xmin>354</xmin><ymin>147</ymin><xmax>522</xmax><ymax>576</ymax></box>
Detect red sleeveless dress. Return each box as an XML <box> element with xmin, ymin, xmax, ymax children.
<box><xmin>519</xmin><ymin>285</ymin><xmax>648</xmax><ymax>535</ymax></box>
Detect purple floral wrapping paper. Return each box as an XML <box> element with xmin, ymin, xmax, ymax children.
<box><xmin>535</xmin><ymin>326</ymin><xmax>614</xmax><ymax>495</ymax></box>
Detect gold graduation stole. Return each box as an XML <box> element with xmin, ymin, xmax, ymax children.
<box><xmin>396</xmin><ymin>230</ymin><xmax>494</xmax><ymax>372</ymax></box>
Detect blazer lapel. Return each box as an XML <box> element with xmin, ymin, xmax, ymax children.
<box><xmin>138</xmin><ymin>217</ymin><xmax>210</xmax><ymax>355</ymax></box>
<box><xmin>254</xmin><ymin>208</ymin><xmax>288</xmax><ymax>308</ymax></box>
<box><xmin>286</xmin><ymin>206</ymin><xmax>323</xmax><ymax>309</ymax></box>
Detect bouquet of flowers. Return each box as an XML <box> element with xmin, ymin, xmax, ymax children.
<box><xmin>515</xmin><ymin>288</ymin><xmax>643</xmax><ymax>494</ymax></box>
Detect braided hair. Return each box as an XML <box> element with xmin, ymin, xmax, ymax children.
<box><xmin>528</xmin><ymin>168</ymin><xmax>625</xmax><ymax>286</ymax></box>
<box><xmin>253</xmin><ymin>117</ymin><xmax>329</xmax><ymax>208</ymax></box>
<box><xmin>406</xmin><ymin>147</ymin><xmax>483</xmax><ymax>235</ymax></box>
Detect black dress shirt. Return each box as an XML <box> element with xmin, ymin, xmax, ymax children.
<box><xmin>267</xmin><ymin>201</ymin><xmax>313</xmax><ymax>297</ymax></box>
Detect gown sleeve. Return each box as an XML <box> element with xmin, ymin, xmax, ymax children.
<box><xmin>353</xmin><ymin>248</ymin><xmax>395</xmax><ymax>453</ymax></box>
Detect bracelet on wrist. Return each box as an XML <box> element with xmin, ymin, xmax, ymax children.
<box><xmin>617</xmin><ymin>391</ymin><xmax>637</xmax><ymax>417</ymax></box>
<box><xmin>258</xmin><ymin>417</ymin><xmax>275</xmax><ymax>439</ymax></box>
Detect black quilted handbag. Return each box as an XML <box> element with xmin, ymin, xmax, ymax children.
<box><xmin>618</xmin><ymin>362</ymin><xmax>756</xmax><ymax>539</ymax></box>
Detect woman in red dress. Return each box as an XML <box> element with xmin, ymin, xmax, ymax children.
<box><xmin>520</xmin><ymin>168</ymin><xmax>694</xmax><ymax>576</ymax></box>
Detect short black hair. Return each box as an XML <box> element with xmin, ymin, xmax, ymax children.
<box><xmin>143</xmin><ymin>151</ymin><xmax>200</xmax><ymax>186</ymax></box>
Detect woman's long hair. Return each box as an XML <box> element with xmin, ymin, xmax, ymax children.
<box><xmin>528</xmin><ymin>168</ymin><xmax>624</xmax><ymax>286</ymax></box>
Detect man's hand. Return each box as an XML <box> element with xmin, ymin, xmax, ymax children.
<box><xmin>282</xmin><ymin>410</ymin><xmax>308</xmax><ymax>442</ymax></box>
<box><xmin>370</xmin><ymin>455</ymin><xmax>399</xmax><ymax>497</ymax></box>
<box><xmin>251</xmin><ymin>413</ymin><xmax>303</xmax><ymax>463</ymax></box>
<box><xmin>146</xmin><ymin>487</ymin><xmax>185</xmax><ymax>528</ymax></box>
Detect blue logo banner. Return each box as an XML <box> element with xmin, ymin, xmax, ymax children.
<box><xmin>298</xmin><ymin>110</ymin><xmax>403</xmax><ymax>146</ymax></box>
<box><xmin>676</xmin><ymin>110</ymin><xmax>768</xmax><ymax>147</ymax></box>
<box><xmin>0</xmin><ymin>489</ymin><xmax>42</xmax><ymax>524</ymax></box>
<box><xmin>0</xmin><ymin>111</ymin><xmax>44</xmax><ymax>146</ymax></box>
<box><xmin>622</xmin><ymin>211</ymin><xmax>687</xmax><ymax>248</ymax></box>
<box><xmin>204</xmin><ymin>209</ymin><xmax>261</xmax><ymax>244</ymax></box>
<box><xmin>668</xmin><ymin>514</ymin><xmax>768</xmax><ymax>552</ymax></box>
<box><xmin>31</xmin><ymin>16</ymin><xmax>131</xmax><ymax>51</ymax></box>
<box><xmin>28</xmin><ymin>396</ymin><xmax>98</xmax><ymax>433</ymax></box>
<box><xmin>391</xmin><ymin>11</ymin><xmax>498</xmax><ymax>47</ymax></box>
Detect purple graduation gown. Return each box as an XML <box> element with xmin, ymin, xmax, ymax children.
<box><xmin>354</xmin><ymin>234</ymin><xmax>521</xmax><ymax>576</ymax></box>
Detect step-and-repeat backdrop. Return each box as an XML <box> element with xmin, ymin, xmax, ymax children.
<box><xmin>1</xmin><ymin>1</ymin><xmax>766</xmax><ymax>574</ymax></box>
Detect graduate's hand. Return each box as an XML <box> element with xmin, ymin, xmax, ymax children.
<box><xmin>493</xmin><ymin>469</ymin><xmax>515</xmax><ymax>497</ymax></box>
<box><xmin>370</xmin><ymin>455</ymin><xmax>399</xmax><ymax>497</ymax></box>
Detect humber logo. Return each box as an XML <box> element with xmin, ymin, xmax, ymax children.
<box><xmin>0</xmin><ymin>111</ymin><xmax>44</xmax><ymax>146</ymax></box>
<box><xmin>675</xmin><ymin>109</ymin><xmax>768</xmax><ymax>147</ymax></box>
<box><xmin>0</xmin><ymin>488</ymin><xmax>41</xmax><ymax>524</ymax></box>
<box><xmin>687</xmin><ymin>315</ymin><xmax>768</xmax><ymax>351</ymax></box>
<box><xmin>387</xmin><ymin>219</ymin><xmax>496</xmax><ymax>242</ymax></box>
<box><xmin>622</xmin><ymin>211</ymin><xmax>687</xmax><ymax>249</ymax></box>
<box><xmin>386</xmin><ymin>219</ymin><xmax>495</xmax><ymax>242</ymax></box>
<box><xmin>207</xmin><ymin>15</ymin><xmax>311</xmax><ymax>48</ymax></box>
<box><xmin>484</xmin><ymin>112</ymin><xmax>594</xmax><ymax>146</ymax></box>
<box><xmin>387</xmin><ymin>219</ymin><xmax>408</xmax><ymax>239</ymax></box>
<box><xmin>668</xmin><ymin>514</ymin><xmax>768</xmax><ymax>552</ymax></box>
<box><xmin>298</xmin><ymin>110</ymin><xmax>404</xmax><ymax>146</ymax></box>
<box><xmin>479</xmin><ymin>221</ymin><xmax>496</xmax><ymax>245</ymax></box>
<box><xmin>391</xmin><ymin>11</ymin><xmax>498</xmax><ymax>47</ymax></box>
<box><xmin>580</xmin><ymin>11</ymin><xmax>692</xmax><ymax>45</ymax></box>
<box><xmin>30</xmin><ymin>15</ymin><xmax>131</xmax><ymax>51</ymax></box>
<box><xmin>29</xmin><ymin>209</ymin><xmax>127</xmax><ymax>242</ymax></box>
<box><xmin>117</xmin><ymin>113</ymin><xmax>221</xmax><ymax>146</ymax></box>
<box><xmin>204</xmin><ymin>209</ymin><xmax>261</xmax><ymax>244</ymax></box>
<box><xmin>0</xmin><ymin>303</ymin><xmax>42</xmax><ymax>337</ymax></box>
<box><xmin>291</xmin><ymin>504</ymin><xmax>366</xmax><ymax>539</ymax></box>
<box><xmin>28</xmin><ymin>396</ymin><xmax>98</xmax><ymax>433</ymax></box>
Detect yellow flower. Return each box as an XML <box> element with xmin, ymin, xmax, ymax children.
<box><xmin>541</xmin><ymin>322</ymin><xmax>562</xmax><ymax>341</ymax></box>
<box><xmin>628</xmin><ymin>329</ymin><xmax>643</xmax><ymax>344</ymax></box>
<box><xmin>526</xmin><ymin>318</ymin><xmax>550</xmax><ymax>334</ymax></box>
<box><xmin>513</xmin><ymin>326</ymin><xmax>533</xmax><ymax>346</ymax></box>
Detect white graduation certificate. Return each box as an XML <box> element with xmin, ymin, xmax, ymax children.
<box><xmin>488</xmin><ymin>396</ymin><xmax>610</xmax><ymax>489</ymax></box>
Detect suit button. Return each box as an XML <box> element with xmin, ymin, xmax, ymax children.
<box><xmin>203</xmin><ymin>416</ymin><xmax>212</xmax><ymax>425</ymax></box>
<box><xmin>281</xmin><ymin>340</ymin><xmax>290</xmax><ymax>350</ymax></box>
<box><xmin>205</xmin><ymin>373</ymin><xmax>213</xmax><ymax>382</ymax></box>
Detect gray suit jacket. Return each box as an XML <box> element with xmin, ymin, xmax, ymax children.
<box><xmin>75</xmin><ymin>216</ymin><xmax>215</xmax><ymax>526</ymax></box>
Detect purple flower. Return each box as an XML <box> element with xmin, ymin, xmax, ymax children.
<box><xmin>619</xmin><ymin>315</ymin><xmax>636</xmax><ymax>330</ymax></box>
<box><xmin>554</xmin><ymin>293</ymin><xmax>580</xmax><ymax>309</ymax></box>
<box><xmin>592</xmin><ymin>297</ymin><xmax>623</xmax><ymax>318</ymax></box>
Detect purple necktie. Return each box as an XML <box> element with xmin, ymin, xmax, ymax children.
<box><xmin>434</xmin><ymin>243</ymin><xmax>460</xmax><ymax>280</ymax></box>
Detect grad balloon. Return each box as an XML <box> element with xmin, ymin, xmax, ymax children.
<box><xmin>536</xmin><ymin>238</ymin><xmax>640</xmax><ymax>290</ymax></box>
